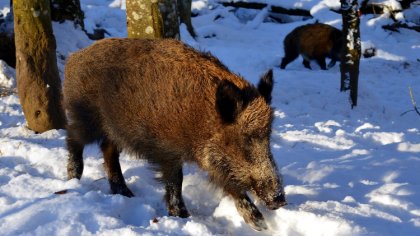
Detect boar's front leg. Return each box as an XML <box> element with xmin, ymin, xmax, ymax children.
<box><xmin>229</xmin><ymin>191</ymin><xmax>268</xmax><ymax>231</ymax></box>
<box><xmin>316</xmin><ymin>57</ymin><xmax>327</xmax><ymax>70</ymax></box>
<box><xmin>67</xmin><ymin>133</ymin><xmax>84</xmax><ymax>180</ymax></box>
<box><xmin>101</xmin><ymin>138</ymin><xmax>134</xmax><ymax>198</ymax></box>
<box><xmin>162</xmin><ymin>164</ymin><xmax>190</xmax><ymax>218</ymax></box>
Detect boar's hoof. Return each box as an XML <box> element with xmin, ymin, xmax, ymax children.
<box><xmin>234</xmin><ymin>194</ymin><xmax>268</xmax><ymax>231</ymax></box>
<box><xmin>67</xmin><ymin>161</ymin><xmax>83</xmax><ymax>180</ymax></box>
<box><xmin>244</xmin><ymin>210</ymin><xmax>268</xmax><ymax>231</ymax></box>
<box><xmin>67</xmin><ymin>170</ymin><xmax>82</xmax><ymax>180</ymax></box>
<box><xmin>110</xmin><ymin>184</ymin><xmax>135</xmax><ymax>198</ymax></box>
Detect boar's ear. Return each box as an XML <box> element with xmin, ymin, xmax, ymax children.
<box><xmin>257</xmin><ymin>69</ymin><xmax>273</xmax><ymax>104</ymax></box>
<box><xmin>216</xmin><ymin>80</ymin><xmax>244</xmax><ymax>123</ymax></box>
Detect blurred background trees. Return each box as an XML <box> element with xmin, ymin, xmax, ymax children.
<box><xmin>50</xmin><ymin>0</ymin><xmax>84</xmax><ymax>29</ymax></box>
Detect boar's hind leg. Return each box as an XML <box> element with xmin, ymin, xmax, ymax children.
<box><xmin>101</xmin><ymin>139</ymin><xmax>134</xmax><ymax>197</ymax></box>
<box><xmin>67</xmin><ymin>132</ymin><xmax>84</xmax><ymax>180</ymax></box>
<box><xmin>162</xmin><ymin>164</ymin><xmax>190</xmax><ymax>218</ymax></box>
<box><xmin>327</xmin><ymin>59</ymin><xmax>337</xmax><ymax>69</ymax></box>
<box><xmin>280</xmin><ymin>50</ymin><xmax>299</xmax><ymax>69</ymax></box>
<box><xmin>231</xmin><ymin>192</ymin><xmax>267</xmax><ymax>231</ymax></box>
<box><xmin>302</xmin><ymin>59</ymin><xmax>311</xmax><ymax>69</ymax></box>
<box><xmin>316</xmin><ymin>57</ymin><xmax>327</xmax><ymax>70</ymax></box>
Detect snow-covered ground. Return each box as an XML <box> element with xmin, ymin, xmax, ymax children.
<box><xmin>1</xmin><ymin>0</ymin><xmax>419</xmax><ymax>235</ymax></box>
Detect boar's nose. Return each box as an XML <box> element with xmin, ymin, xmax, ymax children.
<box><xmin>267</xmin><ymin>193</ymin><xmax>287</xmax><ymax>210</ymax></box>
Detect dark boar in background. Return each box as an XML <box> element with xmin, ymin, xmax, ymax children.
<box><xmin>63</xmin><ymin>38</ymin><xmax>286</xmax><ymax>231</ymax></box>
<box><xmin>280</xmin><ymin>23</ymin><xmax>343</xmax><ymax>70</ymax></box>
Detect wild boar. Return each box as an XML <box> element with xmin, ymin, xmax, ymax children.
<box><xmin>63</xmin><ymin>38</ymin><xmax>286</xmax><ymax>231</ymax></box>
<box><xmin>280</xmin><ymin>23</ymin><xmax>343</xmax><ymax>70</ymax></box>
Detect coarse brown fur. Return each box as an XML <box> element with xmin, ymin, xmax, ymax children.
<box><xmin>63</xmin><ymin>38</ymin><xmax>286</xmax><ymax>231</ymax></box>
<box><xmin>280</xmin><ymin>23</ymin><xmax>343</xmax><ymax>70</ymax></box>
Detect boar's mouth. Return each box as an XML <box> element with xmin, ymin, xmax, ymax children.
<box><xmin>264</xmin><ymin>193</ymin><xmax>287</xmax><ymax>210</ymax></box>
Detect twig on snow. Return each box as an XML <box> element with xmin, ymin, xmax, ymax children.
<box><xmin>400</xmin><ymin>86</ymin><xmax>420</xmax><ymax>116</ymax></box>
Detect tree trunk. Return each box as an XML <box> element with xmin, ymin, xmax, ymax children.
<box><xmin>126</xmin><ymin>0</ymin><xmax>180</xmax><ymax>39</ymax></box>
<box><xmin>13</xmin><ymin>0</ymin><xmax>66</xmax><ymax>133</ymax></box>
<box><xmin>50</xmin><ymin>0</ymin><xmax>85</xmax><ymax>29</ymax></box>
<box><xmin>177</xmin><ymin>0</ymin><xmax>196</xmax><ymax>38</ymax></box>
<box><xmin>340</xmin><ymin>0</ymin><xmax>361</xmax><ymax>108</ymax></box>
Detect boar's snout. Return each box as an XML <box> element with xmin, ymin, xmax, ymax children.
<box><xmin>266</xmin><ymin>193</ymin><xmax>287</xmax><ymax>210</ymax></box>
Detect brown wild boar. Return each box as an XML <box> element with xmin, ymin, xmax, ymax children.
<box><xmin>63</xmin><ymin>38</ymin><xmax>286</xmax><ymax>231</ymax></box>
<box><xmin>280</xmin><ymin>23</ymin><xmax>343</xmax><ymax>70</ymax></box>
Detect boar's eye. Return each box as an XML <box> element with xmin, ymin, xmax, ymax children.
<box><xmin>243</xmin><ymin>145</ymin><xmax>255</xmax><ymax>163</ymax></box>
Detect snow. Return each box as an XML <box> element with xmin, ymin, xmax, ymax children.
<box><xmin>368</xmin><ymin>0</ymin><xmax>402</xmax><ymax>11</ymax></box>
<box><xmin>0</xmin><ymin>61</ymin><xmax>15</xmax><ymax>88</ymax></box>
<box><xmin>404</xmin><ymin>5</ymin><xmax>420</xmax><ymax>25</ymax></box>
<box><xmin>1</xmin><ymin>0</ymin><xmax>420</xmax><ymax>235</ymax></box>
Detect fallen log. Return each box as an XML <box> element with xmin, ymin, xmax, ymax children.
<box><xmin>219</xmin><ymin>1</ymin><xmax>312</xmax><ymax>17</ymax></box>
<box><xmin>382</xmin><ymin>22</ymin><xmax>420</xmax><ymax>32</ymax></box>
